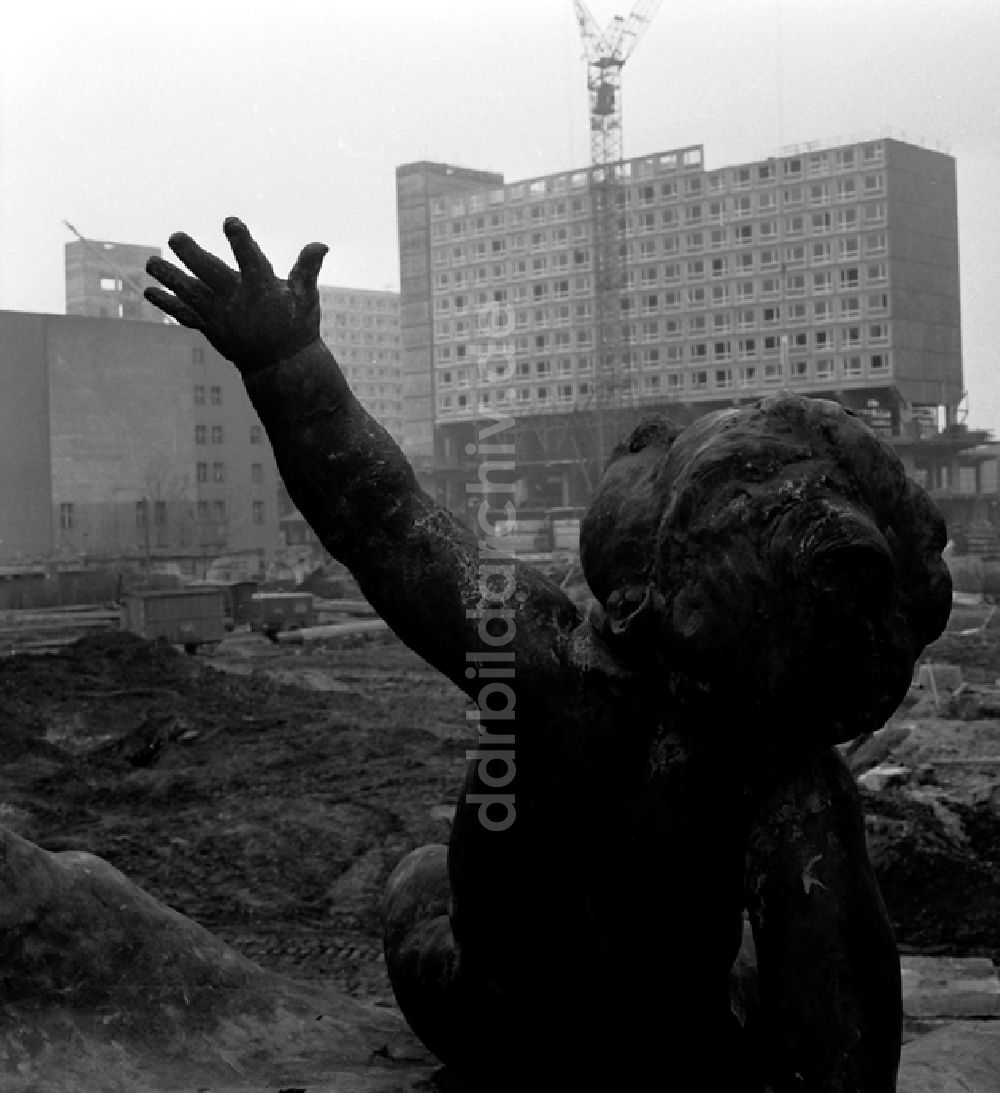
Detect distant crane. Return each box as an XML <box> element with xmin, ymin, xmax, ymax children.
<box><xmin>571</xmin><ymin>0</ymin><xmax>662</xmax><ymax>479</ymax></box>
<box><xmin>572</xmin><ymin>0</ymin><xmax>661</xmax><ymax>169</ymax></box>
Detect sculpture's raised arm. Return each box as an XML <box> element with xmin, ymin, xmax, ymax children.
<box><xmin>146</xmin><ymin>219</ymin><xmax>579</xmax><ymax>698</ymax></box>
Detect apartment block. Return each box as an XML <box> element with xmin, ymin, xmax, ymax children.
<box><xmin>397</xmin><ymin>137</ymin><xmax>963</xmax><ymax>512</ymax></box>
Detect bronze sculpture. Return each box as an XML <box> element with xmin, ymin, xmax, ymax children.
<box><xmin>146</xmin><ymin>219</ymin><xmax>952</xmax><ymax>1091</ymax></box>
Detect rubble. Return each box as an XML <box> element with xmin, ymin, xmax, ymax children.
<box><xmin>847</xmin><ymin>623</ymin><xmax>1000</xmax><ymax>960</ymax></box>
<box><xmin>900</xmin><ymin>956</ymin><xmax>1000</xmax><ymax>1019</ymax></box>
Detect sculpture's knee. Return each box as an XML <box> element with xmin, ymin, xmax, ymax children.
<box><xmin>384</xmin><ymin>843</ymin><xmax>451</xmax><ymax>951</ymax></box>
<box><xmin>383</xmin><ymin>844</ymin><xmax>465</xmax><ymax>1066</ymax></box>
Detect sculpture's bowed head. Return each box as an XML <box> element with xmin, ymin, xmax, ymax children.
<box><xmin>581</xmin><ymin>393</ymin><xmax>952</xmax><ymax>744</ymax></box>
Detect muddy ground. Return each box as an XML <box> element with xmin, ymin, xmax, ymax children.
<box><xmin>1</xmin><ymin>623</ymin><xmax>999</xmax><ymax>1012</ymax></box>
<box><xmin>0</xmin><ymin>630</ymin><xmax>470</xmax><ymax>1003</ymax></box>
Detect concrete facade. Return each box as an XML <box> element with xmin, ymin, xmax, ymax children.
<box><xmin>0</xmin><ymin>313</ymin><xmax>54</xmax><ymax>560</ymax></box>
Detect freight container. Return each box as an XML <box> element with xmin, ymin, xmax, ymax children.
<box><xmin>121</xmin><ymin>588</ymin><xmax>226</xmax><ymax>653</ymax></box>
<box><xmin>185</xmin><ymin>579</ymin><xmax>259</xmax><ymax>629</ymax></box>
<box><xmin>249</xmin><ymin>591</ymin><xmax>317</xmax><ymax>639</ymax></box>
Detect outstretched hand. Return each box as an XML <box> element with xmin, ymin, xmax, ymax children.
<box><xmin>144</xmin><ymin>217</ymin><xmax>328</xmax><ymax>375</ymax></box>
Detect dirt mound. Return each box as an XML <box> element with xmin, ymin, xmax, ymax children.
<box><xmin>864</xmin><ymin>787</ymin><xmax>1000</xmax><ymax>955</ymax></box>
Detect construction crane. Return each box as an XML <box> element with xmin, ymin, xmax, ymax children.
<box><xmin>572</xmin><ymin>0</ymin><xmax>662</xmax><ymax>482</ymax></box>
<box><xmin>572</xmin><ymin>0</ymin><xmax>661</xmax><ymax>168</ymax></box>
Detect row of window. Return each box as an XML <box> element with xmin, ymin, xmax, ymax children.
<box><xmin>630</xmin><ymin>207</ymin><xmax>885</xmax><ymax>241</ymax></box>
<box><xmin>434</xmin><ymin>351</ymin><xmax>891</xmax><ymax>415</ymax></box>
<box><xmin>607</xmin><ymin>326</ymin><xmax>891</xmax><ymax>359</ymax></box>
<box><xmin>349</xmin><ymin>386</ymin><xmax>404</xmax><ymax>400</ymax></box>
<box><xmin>343</xmin><ymin>365</ymin><xmax>401</xmax><ymax>380</ymax></box>
<box><xmin>323</xmin><ymin>312</ymin><xmax>397</xmax><ymax>329</ymax></box>
<box><xmin>433</xmin><ymin>236</ymin><xmax>885</xmax><ymax>301</ymax></box>
<box><xmin>433</xmin><ymin>268</ymin><xmax>889</xmax><ymax>345</ymax></box>
<box><xmin>431</xmin><ymin>143</ymin><xmax>884</xmax><ymax>219</ymax></box>
<box><xmin>435</xmin><ymin>176</ymin><xmax>887</xmax><ymax>244</ymax></box>
<box><xmin>631</xmin><ymin>174</ymin><xmax>885</xmax><ymax>214</ymax></box>
<box><xmin>57</xmin><ymin>498</ymin><xmax>267</xmax><ymax>529</ymax></box>
<box><xmin>434</xmin><ymin>221</ymin><xmax>590</xmax><ymax>248</ymax></box>
<box><xmin>432</xmin><ymin>207</ymin><xmax>887</xmax><ymax>273</ymax></box>
<box><xmin>438</xmin><ymin>228</ymin><xmax>887</xmax><ymax>282</ymax></box>
<box><xmin>433</xmin><ymin>225</ymin><xmax>889</xmax><ymax>294</ymax></box>
<box><xmin>143</xmin><ymin>498</ymin><xmax>267</xmax><ymax>525</ymax></box>
<box><xmin>195</xmin><ymin>461</ymin><xmax>266</xmax><ymax>484</ymax></box>
<box><xmin>438</xmin><ymin>321</ymin><xmax>891</xmax><ymax>382</ymax></box>
<box><xmin>437</xmin><ymin>324</ymin><xmax>895</xmax><ymax>386</ymax></box>
<box><xmin>322</xmin><ymin>330</ymin><xmax>401</xmax><ymax>347</ymax></box>
<box><xmin>434</xmin><ymin>245</ymin><xmax>595</xmax><ymax>272</ymax></box>
<box><xmin>318</xmin><ymin>294</ymin><xmax>398</xmax><ymax>312</ymax></box>
<box><xmin>195</xmin><ymin>424</ymin><xmax>264</xmax><ymax>445</ymax></box>
<box><xmin>629</xmin><ymin>248</ymin><xmax>889</xmax><ymax>289</ymax></box>
<box><xmin>438</xmin><ymin>356</ymin><xmax>598</xmax><ymax>385</ymax></box>
<box><xmin>438</xmin><ymin>382</ymin><xmax>592</xmax><ymax>412</ymax></box>
<box><xmin>435</xmin><ymin>268</ymin><xmax>593</xmax><ymax>291</ymax></box>
<box><xmin>337</xmin><ymin>348</ymin><xmax>403</xmax><ymax>365</ymax></box>
<box><xmin>623</xmin><ymin>211</ymin><xmax>887</xmax><ymax>259</ymax></box>
<box><xmin>436</xmin><ymin>263</ymin><xmax>889</xmax><ymax>325</ymax></box>
<box><xmin>620</xmin><ymin>296</ymin><xmax>890</xmax><ymax>327</ymax></box>
<box><xmin>434</xmin><ymin>194</ymin><xmax>593</xmax><ymax>227</ymax></box>
<box><xmin>188</xmin><ymin>499</ymin><xmax>266</xmax><ymax>524</ymax></box>
<box><xmin>193</xmin><ymin>384</ymin><xmax>222</xmax><ymax>406</ymax></box>
<box><xmin>444</xmin><ymin>312</ymin><xmax>890</xmax><ymax>361</ymax></box>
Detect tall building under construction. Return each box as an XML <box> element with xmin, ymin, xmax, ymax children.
<box><xmin>396</xmin><ymin>136</ymin><xmax>963</xmax><ymax>517</ymax></box>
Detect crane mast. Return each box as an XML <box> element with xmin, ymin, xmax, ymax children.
<box><xmin>572</xmin><ymin>0</ymin><xmax>662</xmax><ymax>478</ymax></box>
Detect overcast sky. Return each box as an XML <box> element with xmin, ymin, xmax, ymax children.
<box><xmin>3</xmin><ymin>0</ymin><xmax>999</xmax><ymax>427</ymax></box>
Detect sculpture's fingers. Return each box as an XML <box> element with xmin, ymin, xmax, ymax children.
<box><xmin>287</xmin><ymin>242</ymin><xmax>329</xmax><ymax>302</ymax></box>
<box><xmin>143</xmin><ymin>287</ymin><xmax>205</xmax><ymax>331</ymax></box>
<box><xmin>222</xmin><ymin>217</ymin><xmax>275</xmax><ymax>285</ymax></box>
<box><xmin>146</xmin><ymin>256</ymin><xmax>214</xmax><ymax>314</ymax></box>
<box><xmin>167</xmin><ymin>232</ymin><xmax>239</xmax><ymax>293</ymax></box>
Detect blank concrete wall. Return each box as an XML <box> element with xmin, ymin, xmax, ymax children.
<box><xmin>0</xmin><ymin>312</ymin><xmax>53</xmax><ymax>560</ymax></box>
